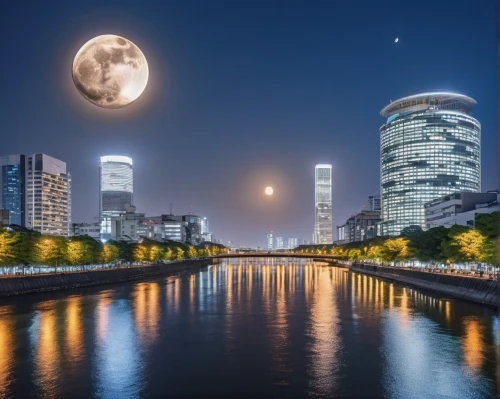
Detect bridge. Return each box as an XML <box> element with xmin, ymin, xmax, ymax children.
<box><xmin>213</xmin><ymin>252</ymin><xmax>341</xmax><ymax>263</ymax></box>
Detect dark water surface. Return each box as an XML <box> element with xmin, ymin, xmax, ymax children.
<box><xmin>0</xmin><ymin>258</ymin><xmax>499</xmax><ymax>398</ymax></box>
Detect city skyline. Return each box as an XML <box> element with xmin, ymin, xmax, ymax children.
<box><xmin>0</xmin><ymin>1</ymin><xmax>497</xmax><ymax>247</ymax></box>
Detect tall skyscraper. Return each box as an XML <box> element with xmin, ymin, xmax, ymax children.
<box><xmin>276</xmin><ymin>236</ymin><xmax>284</xmax><ymax>249</ymax></box>
<box><xmin>25</xmin><ymin>154</ymin><xmax>71</xmax><ymax>236</ymax></box>
<box><xmin>267</xmin><ymin>232</ymin><xmax>273</xmax><ymax>250</ymax></box>
<box><xmin>100</xmin><ymin>156</ymin><xmax>133</xmax><ymax>239</ymax></box>
<box><xmin>380</xmin><ymin>92</ymin><xmax>481</xmax><ymax>236</ymax></box>
<box><xmin>0</xmin><ymin>154</ymin><xmax>26</xmax><ymax>226</ymax></box>
<box><xmin>313</xmin><ymin>164</ymin><xmax>333</xmax><ymax>244</ymax></box>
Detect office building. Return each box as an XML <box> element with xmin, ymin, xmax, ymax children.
<box><xmin>0</xmin><ymin>154</ymin><xmax>26</xmax><ymax>226</ymax></box>
<box><xmin>267</xmin><ymin>232</ymin><xmax>273</xmax><ymax>250</ymax></box>
<box><xmin>71</xmin><ymin>222</ymin><xmax>101</xmax><ymax>240</ymax></box>
<box><xmin>0</xmin><ymin>209</ymin><xmax>9</xmax><ymax>226</ymax></box>
<box><xmin>368</xmin><ymin>195</ymin><xmax>381</xmax><ymax>212</ymax></box>
<box><xmin>425</xmin><ymin>191</ymin><xmax>499</xmax><ymax>229</ymax></box>
<box><xmin>201</xmin><ymin>217</ymin><xmax>209</xmax><ymax>234</ymax></box>
<box><xmin>314</xmin><ymin>164</ymin><xmax>333</xmax><ymax>244</ymax></box>
<box><xmin>183</xmin><ymin>214</ymin><xmax>202</xmax><ymax>245</ymax></box>
<box><xmin>276</xmin><ymin>236</ymin><xmax>284</xmax><ymax>249</ymax></box>
<box><xmin>380</xmin><ymin>92</ymin><xmax>481</xmax><ymax>236</ymax></box>
<box><xmin>100</xmin><ymin>156</ymin><xmax>133</xmax><ymax>239</ymax></box>
<box><xmin>287</xmin><ymin>237</ymin><xmax>298</xmax><ymax>250</ymax></box>
<box><xmin>337</xmin><ymin>210</ymin><xmax>381</xmax><ymax>243</ymax></box>
<box><xmin>25</xmin><ymin>154</ymin><xmax>71</xmax><ymax>236</ymax></box>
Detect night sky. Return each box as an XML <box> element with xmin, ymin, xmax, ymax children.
<box><xmin>1</xmin><ymin>1</ymin><xmax>498</xmax><ymax>247</ymax></box>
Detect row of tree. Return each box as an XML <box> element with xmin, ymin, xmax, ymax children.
<box><xmin>0</xmin><ymin>228</ymin><xmax>227</xmax><ymax>267</ymax></box>
<box><xmin>295</xmin><ymin>213</ymin><xmax>499</xmax><ymax>266</ymax></box>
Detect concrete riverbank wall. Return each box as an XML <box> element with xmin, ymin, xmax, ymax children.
<box><xmin>0</xmin><ymin>260</ymin><xmax>212</xmax><ymax>297</ymax></box>
<box><xmin>351</xmin><ymin>263</ymin><xmax>500</xmax><ymax>308</ymax></box>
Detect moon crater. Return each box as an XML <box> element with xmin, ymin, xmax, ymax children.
<box><xmin>72</xmin><ymin>35</ymin><xmax>148</xmax><ymax>109</ymax></box>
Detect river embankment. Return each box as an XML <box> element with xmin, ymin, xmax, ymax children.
<box><xmin>351</xmin><ymin>263</ymin><xmax>499</xmax><ymax>308</ymax></box>
<box><xmin>0</xmin><ymin>259</ymin><xmax>212</xmax><ymax>297</ymax></box>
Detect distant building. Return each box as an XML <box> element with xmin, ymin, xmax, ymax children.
<box><xmin>425</xmin><ymin>191</ymin><xmax>499</xmax><ymax>229</ymax></box>
<box><xmin>108</xmin><ymin>207</ymin><xmax>145</xmax><ymax>242</ymax></box>
<box><xmin>100</xmin><ymin>156</ymin><xmax>133</xmax><ymax>239</ymax></box>
<box><xmin>314</xmin><ymin>164</ymin><xmax>333</xmax><ymax>244</ymax></box>
<box><xmin>276</xmin><ymin>236</ymin><xmax>284</xmax><ymax>249</ymax></box>
<box><xmin>368</xmin><ymin>195</ymin><xmax>381</xmax><ymax>211</ymax></box>
<box><xmin>0</xmin><ymin>209</ymin><xmax>9</xmax><ymax>226</ymax></box>
<box><xmin>287</xmin><ymin>237</ymin><xmax>298</xmax><ymax>249</ymax></box>
<box><xmin>267</xmin><ymin>232</ymin><xmax>273</xmax><ymax>250</ymax></box>
<box><xmin>202</xmin><ymin>232</ymin><xmax>213</xmax><ymax>242</ymax></box>
<box><xmin>337</xmin><ymin>210</ymin><xmax>381</xmax><ymax>243</ymax></box>
<box><xmin>71</xmin><ymin>222</ymin><xmax>101</xmax><ymax>240</ymax></box>
<box><xmin>379</xmin><ymin>92</ymin><xmax>481</xmax><ymax>236</ymax></box>
<box><xmin>201</xmin><ymin>217</ymin><xmax>209</xmax><ymax>234</ymax></box>
<box><xmin>183</xmin><ymin>214</ymin><xmax>202</xmax><ymax>245</ymax></box>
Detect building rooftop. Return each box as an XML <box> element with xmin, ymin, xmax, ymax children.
<box><xmin>380</xmin><ymin>91</ymin><xmax>477</xmax><ymax>118</ymax></box>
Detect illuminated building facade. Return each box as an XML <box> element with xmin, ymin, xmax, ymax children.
<box><xmin>314</xmin><ymin>164</ymin><xmax>333</xmax><ymax>244</ymax></box>
<box><xmin>267</xmin><ymin>232</ymin><xmax>273</xmax><ymax>250</ymax></box>
<box><xmin>380</xmin><ymin>92</ymin><xmax>481</xmax><ymax>236</ymax></box>
<box><xmin>99</xmin><ymin>155</ymin><xmax>133</xmax><ymax>239</ymax></box>
<box><xmin>0</xmin><ymin>154</ymin><xmax>26</xmax><ymax>226</ymax></box>
<box><xmin>25</xmin><ymin>154</ymin><xmax>71</xmax><ymax>236</ymax></box>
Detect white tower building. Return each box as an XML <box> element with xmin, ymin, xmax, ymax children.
<box><xmin>314</xmin><ymin>164</ymin><xmax>333</xmax><ymax>244</ymax></box>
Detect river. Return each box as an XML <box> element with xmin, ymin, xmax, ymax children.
<box><xmin>0</xmin><ymin>258</ymin><xmax>498</xmax><ymax>398</ymax></box>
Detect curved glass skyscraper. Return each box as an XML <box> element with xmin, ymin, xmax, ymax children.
<box><xmin>100</xmin><ymin>156</ymin><xmax>133</xmax><ymax>239</ymax></box>
<box><xmin>379</xmin><ymin>92</ymin><xmax>481</xmax><ymax>236</ymax></box>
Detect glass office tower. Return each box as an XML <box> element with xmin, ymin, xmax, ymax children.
<box><xmin>0</xmin><ymin>155</ymin><xmax>25</xmax><ymax>226</ymax></box>
<box><xmin>99</xmin><ymin>156</ymin><xmax>133</xmax><ymax>239</ymax></box>
<box><xmin>379</xmin><ymin>92</ymin><xmax>481</xmax><ymax>236</ymax></box>
<box><xmin>314</xmin><ymin>164</ymin><xmax>333</xmax><ymax>244</ymax></box>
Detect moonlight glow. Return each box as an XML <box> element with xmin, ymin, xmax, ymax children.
<box><xmin>72</xmin><ymin>35</ymin><xmax>149</xmax><ymax>109</ymax></box>
<box><xmin>265</xmin><ymin>186</ymin><xmax>274</xmax><ymax>195</ymax></box>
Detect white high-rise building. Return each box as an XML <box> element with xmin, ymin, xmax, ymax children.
<box><xmin>288</xmin><ymin>237</ymin><xmax>298</xmax><ymax>249</ymax></box>
<box><xmin>267</xmin><ymin>232</ymin><xmax>273</xmax><ymax>250</ymax></box>
<box><xmin>313</xmin><ymin>164</ymin><xmax>333</xmax><ymax>244</ymax></box>
<box><xmin>380</xmin><ymin>92</ymin><xmax>481</xmax><ymax>235</ymax></box>
<box><xmin>25</xmin><ymin>154</ymin><xmax>71</xmax><ymax>237</ymax></box>
<box><xmin>99</xmin><ymin>156</ymin><xmax>133</xmax><ymax>239</ymax></box>
<box><xmin>276</xmin><ymin>236</ymin><xmax>284</xmax><ymax>249</ymax></box>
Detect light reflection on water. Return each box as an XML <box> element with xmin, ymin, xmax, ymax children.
<box><xmin>0</xmin><ymin>259</ymin><xmax>498</xmax><ymax>398</ymax></box>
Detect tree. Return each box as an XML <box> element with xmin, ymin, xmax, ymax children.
<box><xmin>34</xmin><ymin>236</ymin><xmax>67</xmax><ymax>267</ymax></box>
<box><xmin>381</xmin><ymin>238</ymin><xmax>412</xmax><ymax>263</ymax></box>
<box><xmin>481</xmin><ymin>237</ymin><xmax>499</xmax><ymax>266</ymax></box>
<box><xmin>411</xmin><ymin>226</ymin><xmax>449</xmax><ymax>262</ymax></box>
<box><xmin>133</xmin><ymin>244</ymin><xmax>148</xmax><ymax>263</ymax></box>
<box><xmin>475</xmin><ymin>212</ymin><xmax>500</xmax><ymax>238</ymax></box>
<box><xmin>67</xmin><ymin>241</ymin><xmax>86</xmax><ymax>265</ymax></box>
<box><xmin>175</xmin><ymin>247</ymin><xmax>185</xmax><ymax>260</ymax></box>
<box><xmin>0</xmin><ymin>230</ymin><xmax>18</xmax><ymax>266</ymax></box>
<box><xmin>187</xmin><ymin>246</ymin><xmax>197</xmax><ymax>259</ymax></box>
<box><xmin>163</xmin><ymin>247</ymin><xmax>174</xmax><ymax>261</ymax></box>
<box><xmin>451</xmin><ymin>230</ymin><xmax>486</xmax><ymax>263</ymax></box>
<box><xmin>400</xmin><ymin>225</ymin><xmax>424</xmax><ymax>238</ymax></box>
<box><xmin>100</xmin><ymin>243</ymin><xmax>120</xmax><ymax>264</ymax></box>
<box><xmin>367</xmin><ymin>245</ymin><xmax>384</xmax><ymax>262</ymax></box>
<box><xmin>149</xmin><ymin>245</ymin><xmax>163</xmax><ymax>262</ymax></box>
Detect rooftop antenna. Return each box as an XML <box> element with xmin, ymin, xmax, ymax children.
<box><xmin>170</xmin><ymin>203</ymin><xmax>173</xmax><ymax>215</ymax></box>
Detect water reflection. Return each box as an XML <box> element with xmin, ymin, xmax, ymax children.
<box><xmin>33</xmin><ymin>302</ymin><xmax>61</xmax><ymax>399</ymax></box>
<box><xmin>307</xmin><ymin>267</ymin><xmax>341</xmax><ymax>396</ymax></box>
<box><xmin>0</xmin><ymin>260</ymin><xmax>498</xmax><ymax>398</ymax></box>
<box><xmin>0</xmin><ymin>306</ymin><xmax>15</xmax><ymax>397</ymax></box>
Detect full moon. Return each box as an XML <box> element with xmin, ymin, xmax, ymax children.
<box><xmin>265</xmin><ymin>186</ymin><xmax>274</xmax><ymax>196</ymax></box>
<box><xmin>72</xmin><ymin>35</ymin><xmax>149</xmax><ymax>109</ymax></box>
